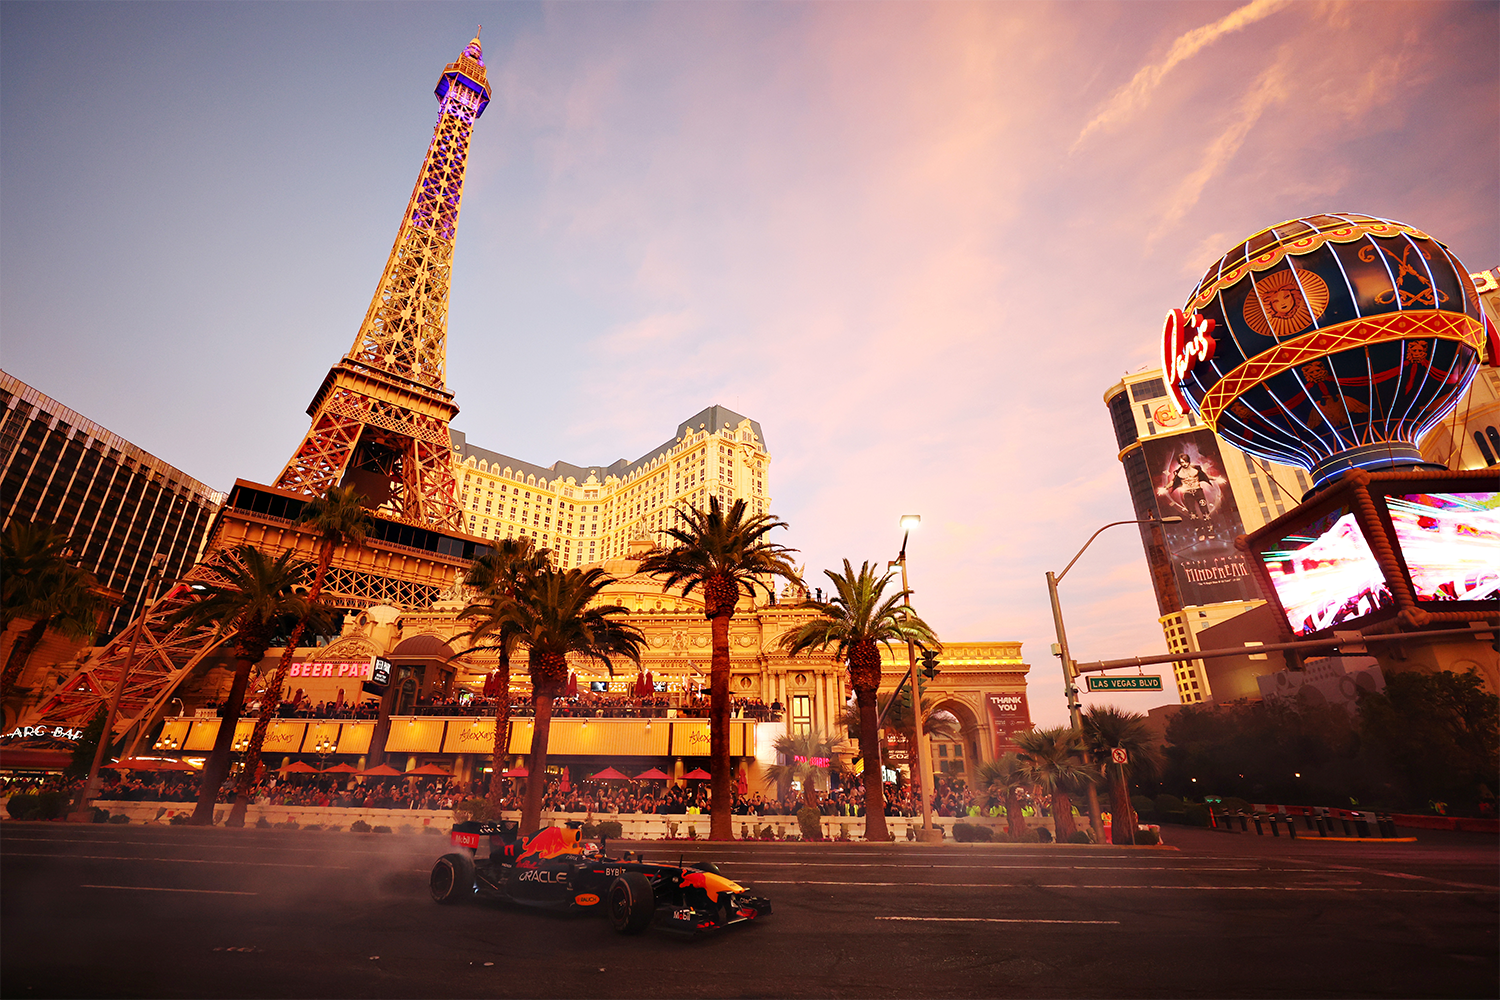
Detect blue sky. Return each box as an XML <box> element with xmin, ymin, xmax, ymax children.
<box><xmin>3</xmin><ymin>1</ymin><xmax>1495</xmax><ymax>727</ymax></box>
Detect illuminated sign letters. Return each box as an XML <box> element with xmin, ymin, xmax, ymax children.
<box><xmin>1160</xmin><ymin>308</ymin><xmax>1217</xmax><ymax>412</ymax></box>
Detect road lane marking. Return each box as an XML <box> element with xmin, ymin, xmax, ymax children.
<box><xmin>1302</xmin><ymin>860</ymin><xmax>1497</xmax><ymax>892</ymax></box>
<box><xmin>5</xmin><ymin>853</ymin><xmax>347</xmax><ymax>869</ymax></box>
<box><xmin>80</xmin><ymin>885</ymin><xmax>257</xmax><ymax>895</ymax></box>
<box><xmin>879</xmin><ymin>917</ymin><xmax>1121</xmax><ymax>925</ymax></box>
<box><xmin>753</xmin><ymin>879</ymin><xmax>1477</xmax><ymax>893</ymax></box>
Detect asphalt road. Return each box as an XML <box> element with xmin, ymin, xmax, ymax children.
<box><xmin>2</xmin><ymin>822</ymin><xmax>1495</xmax><ymax>999</ymax></box>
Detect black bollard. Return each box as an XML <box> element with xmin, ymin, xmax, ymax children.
<box><xmin>1269</xmin><ymin>813</ymin><xmax>1280</xmax><ymax>837</ymax></box>
<box><xmin>1252</xmin><ymin>813</ymin><xmax>1264</xmax><ymax>835</ymax></box>
<box><xmin>1304</xmin><ymin>812</ymin><xmax>1317</xmax><ymax>832</ymax></box>
<box><xmin>1238</xmin><ymin>810</ymin><xmax>1249</xmax><ymax>832</ymax></box>
<box><xmin>1285</xmin><ymin>815</ymin><xmax>1296</xmax><ymax>839</ymax></box>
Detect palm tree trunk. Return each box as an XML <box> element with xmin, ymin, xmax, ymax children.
<box><xmin>1052</xmin><ymin>788</ymin><xmax>1076</xmax><ymax>841</ymax></box>
<box><xmin>226</xmin><ymin>545</ymin><xmax>332</xmax><ymax>827</ymax></box>
<box><xmin>855</xmin><ymin>685</ymin><xmax>889</xmax><ymax>841</ymax></box>
<box><xmin>1006</xmin><ymin>789</ymin><xmax>1026</xmax><ymax>838</ymax></box>
<box><xmin>707</xmin><ymin>609</ymin><xmax>733</xmax><ymax>841</ymax></box>
<box><xmin>190</xmin><ymin>655</ymin><xmax>257</xmax><ymax>826</ymax></box>
<box><xmin>0</xmin><ymin>617</ymin><xmax>48</xmax><ymax>700</ymax></box>
<box><xmin>487</xmin><ymin>651</ymin><xmax>511</xmax><ymax>808</ymax></box>
<box><xmin>521</xmin><ymin>690</ymin><xmax>554</xmax><ymax>835</ymax></box>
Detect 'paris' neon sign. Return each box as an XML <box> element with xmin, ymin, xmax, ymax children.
<box><xmin>1161</xmin><ymin>308</ymin><xmax>1217</xmax><ymax>412</ymax></box>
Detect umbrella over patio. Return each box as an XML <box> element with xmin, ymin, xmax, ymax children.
<box><xmin>502</xmin><ymin>766</ymin><xmax>528</xmax><ymax>778</ymax></box>
<box><xmin>320</xmin><ymin>763</ymin><xmax>358</xmax><ymax>774</ymax></box>
<box><xmin>279</xmin><ymin>761</ymin><xmax>321</xmax><ymax>774</ymax></box>
<box><xmin>109</xmin><ymin>757</ymin><xmax>197</xmax><ymax>772</ymax></box>
<box><xmin>589</xmin><ymin>767</ymin><xmax>628</xmax><ymax>781</ymax></box>
<box><xmin>356</xmin><ymin>763</ymin><xmax>405</xmax><ymax>777</ymax></box>
<box><xmin>682</xmin><ymin>768</ymin><xmax>711</xmax><ymax>781</ymax></box>
<box><xmin>406</xmin><ymin>763</ymin><xmax>452</xmax><ymax>776</ymax></box>
<box><xmin>634</xmin><ymin>768</ymin><xmax>670</xmax><ymax>780</ymax></box>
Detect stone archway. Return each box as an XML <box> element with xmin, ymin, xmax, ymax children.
<box><xmin>928</xmin><ymin>696</ymin><xmax>987</xmax><ymax>786</ymax></box>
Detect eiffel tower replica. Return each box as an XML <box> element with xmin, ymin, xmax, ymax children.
<box><xmin>29</xmin><ymin>35</ymin><xmax>493</xmax><ymax>744</ymax></box>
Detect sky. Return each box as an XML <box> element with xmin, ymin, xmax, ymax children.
<box><xmin>3</xmin><ymin>1</ymin><xmax>1496</xmax><ymax>729</ymax></box>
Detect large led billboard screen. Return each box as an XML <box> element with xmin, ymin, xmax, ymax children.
<box><xmin>1382</xmin><ymin>492</ymin><xmax>1500</xmax><ymax>604</ymax></box>
<box><xmin>1258</xmin><ymin>505</ymin><xmax>1394</xmax><ymax>636</ymax></box>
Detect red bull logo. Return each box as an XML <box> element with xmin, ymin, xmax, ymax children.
<box><xmin>682</xmin><ymin>871</ymin><xmax>744</xmax><ymax>903</ymax></box>
<box><xmin>517</xmin><ymin>826</ymin><xmax>581</xmax><ymax>864</ymax></box>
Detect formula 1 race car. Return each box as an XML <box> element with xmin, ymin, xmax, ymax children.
<box><xmin>430</xmin><ymin>820</ymin><xmax>772</xmax><ymax>936</ymax></box>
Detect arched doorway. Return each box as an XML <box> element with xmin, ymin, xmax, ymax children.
<box><xmin>928</xmin><ymin>698</ymin><xmax>986</xmax><ymax>786</ymax></box>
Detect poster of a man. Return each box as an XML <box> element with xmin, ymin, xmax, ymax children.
<box><xmin>1156</xmin><ymin>447</ymin><xmax>1226</xmax><ymax>540</ymax></box>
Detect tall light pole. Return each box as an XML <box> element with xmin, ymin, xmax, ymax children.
<box><xmin>891</xmin><ymin>513</ymin><xmax>939</xmax><ymax>840</ymax></box>
<box><xmin>1046</xmin><ymin>515</ymin><xmax>1180</xmax><ymax>845</ymax></box>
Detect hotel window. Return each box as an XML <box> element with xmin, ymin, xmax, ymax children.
<box><xmin>791</xmin><ymin>694</ymin><xmax>812</xmax><ymax>735</ymax></box>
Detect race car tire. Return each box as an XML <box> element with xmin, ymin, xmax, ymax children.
<box><xmin>607</xmin><ymin>873</ymin><xmax>655</xmax><ymax>934</ymax></box>
<box><xmin>430</xmin><ymin>853</ymin><xmax>477</xmax><ymax>905</ymax></box>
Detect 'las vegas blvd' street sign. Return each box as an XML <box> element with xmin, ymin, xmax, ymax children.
<box><xmin>1087</xmin><ymin>675</ymin><xmax>1164</xmax><ymax>691</ymax></box>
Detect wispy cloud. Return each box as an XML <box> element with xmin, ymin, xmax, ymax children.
<box><xmin>1148</xmin><ymin>55</ymin><xmax>1291</xmax><ymax>244</ymax></box>
<box><xmin>1073</xmin><ymin>0</ymin><xmax>1290</xmax><ymax>150</ymax></box>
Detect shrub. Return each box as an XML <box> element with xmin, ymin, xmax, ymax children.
<box><xmin>1154</xmin><ymin>793</ymin><xmax>1185</xmax><ymax>816</ymax></box>
<box><xmin>597</xmin><ymin>821</ymin><xmax>622</xmax><ymax>840</ymax></box>
<box><xmin>303</xmin><ymin>823</ymin><xmax>324</xmax><ymax>832</ymax></box>
<box><xmin>991</xmin><ymin>830</ymin><xmax>1012</xmax><ymax>844</ymax></box>
<box><xmin>1183</xmin><ymin>804</ymin><xmax>1210</xmax><ymax>827</ymax></box>
<box><xmin>351</xmin><ymin>819</ymin><xmax>372</xmax><ymax>833</ymax></box>
<box><xmin>275</xmin><ymin>821</ymin><xmax>299</xmax><ymax>830</ymax></box>
<box><xmin>1017</xmin><ymin>828</ymin><xmax>1042</xmax><ymax>843</ymax></box>
<box><xmin>397</xmin><ymin>825</ymin><xmax>415</xmax><ymax>836</ymax></box>
<box><xmin>952</xmin><ymin>822</ymin><xmax>994</xmax><ymax>843</ymax></box>
<box><xmin>423</xmin><ymin>825</ymin><xmax>444</xmax><ymax>835</ymax></box>
<box><xmin>6</xmin><ymin>794</ymin><xmax>38</xmax><ymax>820</ymax></box>
<box><xmin>758</xmin><ymin>825</ymin><xmax>775</xmax><ymax>841</ymax></box>
<box><xmin>686</xmin><ymin>825</ymin><xmax>698</xmax><ymax>840</ymax></box>
<box><xmin>1036</xmin><ymin>826</ymin><xmax>1053</xmax><ymax>843</ymax></box>
<box><xmin>579</xmin><ymin>820</ymin><xmax>600</xmax><ymax>838</ymax></box>
<box><xmin>1134</xmin><ymin>828</ymin><xmax>1160</xmax><ymax>845</ymax></box>
<box><xmin>796</xmin><ymin>806</ymin><xmax>822</xmax><ymax>841</ymax></box>
<box><xmin>108</xmin><ymin>813</ymin><xmax>130</xmax><ymax>824</ymax></box>
<box><xmin>1068</xmin><ymin>830</ymin><xmax>1092</xmax><ymax>844</ymax></box>
<box><xmin>255</xmin><ymin>817</ymin><xmax>273</xmax><ymax>829</ymax></box>
<box><xmin>169</xmin><ymin>814</ymin><xmax>190</xmax><ymax>825</ymax></box>
<box><xmin>372</xmin><ymin>825</ymin><xmax>393</xmax><ymax>834</ymax></box>
<box><xmin>1131</xmin><ymin>795</ymin><xmax>1156</xmax><ymax>819</ymax></box>
<box><xmin>1221</xmin><ymin>796</ymin><xmax>1252</xmax><ymax>815</ymax></box>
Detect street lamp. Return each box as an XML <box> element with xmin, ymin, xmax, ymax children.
<box><xmin>1045</xmin><ymin>515</ymin><xmax>1181</xmax><ymax>845</ymax></box>
<box><xmin>890</xmin><ymin>514</ymin><xmax>939</xmax><ymax>841</ymax></box>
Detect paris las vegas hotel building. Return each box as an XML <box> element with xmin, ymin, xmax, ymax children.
<box><xmin>1</xmin><ymin>36</ymin><xmax>1030</xmax><ymax>788</ymax></box>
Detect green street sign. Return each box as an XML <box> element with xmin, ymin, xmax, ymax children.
<box><xmin>1086</xmin><ymin>675</ymin><xmax>1163</xmax><ymax>691</ymax></box>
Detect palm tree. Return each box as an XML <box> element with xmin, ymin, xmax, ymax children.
<box><xmin>781</xmin><ymin>561</ymin><xmax>939</xmax><ymax>843</ymax></box>
<box><xmin>167</xmin><ymin>544</ymin><xmax>318</xmax><ymax>825</ymax></box>
<box><xmin>502</xmin><ymin>566</ymin><xmax>645</xmax><ymax>835</ymax></box>
<box><xmin>1</xmin><ymin>520</ymin><xmax>104</xmax><ymax>701</ymax></box>
<box><xmin>977</xmin><ymin>753</ymin><xmax>1029</xmax><ymax>838</ymax></box>
<box><xmin>1015</xmin><ymin>726</ymin><xmax>1094</xmax><ymax>842</ymax></box>
<box><xmin>227</xmin><ymin>486</ymin><xmax>374</xmax><ymax>826</ymax></box>
<box><xmin>455</xmin><ymin>537</ymin><xmax>550</xmax><ymax>809</ymax></box>
<box><xmin>761</xmin><ymin>728</ymin><xmax>847</xmax><ymax>813</ymax></box>
<box><xmin>637</xmin><ymin>497</ymin><xmax>800</xmax><ymax>841</ymax></box>
<box><xmin>1083</xmin><ymin>705</ymin><xmax>1163</xmax><ymax>845</ymax></box>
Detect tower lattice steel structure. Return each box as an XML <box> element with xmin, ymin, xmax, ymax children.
<box><xmin>28</xmin><ymin>36</ymin><xmax>492</xmax><ymax>742</ymax></box>
<box><xmin>274</xmin><ymin>37</ymin><xmax>490</xmax><ymax>531</ymax></box>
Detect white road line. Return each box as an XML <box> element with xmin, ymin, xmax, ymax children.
<box><xmin>80</xmin><ymin>884</ymin><xmax>257</xmax><ymax>895</ymax></box>
<box><xmin>5</xmin><ymin>853</ymin><xmax>347</xmax><ymax>869</ymax></box>
<box><xmin>878</xmin><ymin>917</ymin><xmax>1121</xmax><ymax>925</ymax></box>
<box><xmin>753</xmin><ymin>880</ymin><xmax>1476</xmax><ymax>893</ymax></box>
<box><xmin>727</xmin><ymin>862</ymin><xmax>1263</xmax><ymax>871</ymax></box>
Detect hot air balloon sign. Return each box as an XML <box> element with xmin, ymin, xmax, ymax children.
<box><xmin>1161</xmin><ymin>214</ymin><xmax>1493</xmax><ymax>491</ymax></box>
